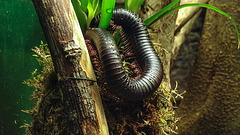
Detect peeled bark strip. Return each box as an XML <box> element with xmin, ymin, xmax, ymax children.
<box><xmin>172</xmin><ymin>0</ymin><xmax>209</xmax><ymax>65</ymax></box>
<box><xmin>32</xmin><ymin>0</ymin><xmax>108</xmax><ymax>134</ymax></box>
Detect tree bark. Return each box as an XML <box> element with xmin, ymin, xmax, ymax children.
<box><xmin>32</xmin><ymin>0</ymin><xmax>108</xmax><ymax>134</ymax></box>
<box><xmin>177</xmin><ymin>0</ymin><xmax>240</xmax><ymax>134</ymax></box>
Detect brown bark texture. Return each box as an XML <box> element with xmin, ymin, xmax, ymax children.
<box><xmin>177</xmin><ymin>0</ymin><xmax>240</xmax><ymax>134</ymax></box>
<box><xmin>31</xmin><ymin>0</ymin><xmax>108</xmax><ymax>134</ymax></box>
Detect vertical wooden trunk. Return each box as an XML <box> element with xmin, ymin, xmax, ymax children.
<box><xmin>31</xmin><ymin>0</ymin><xmax>108</xmax><ymax>134</ymax></box>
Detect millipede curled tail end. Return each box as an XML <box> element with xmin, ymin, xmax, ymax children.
<box><xmin>85</xmin><ymin>9</ymin><xmax>163</xmax><ymax>101</ymax></box>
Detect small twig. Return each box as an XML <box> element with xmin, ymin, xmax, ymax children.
<box><xmin>166</xmin><ymin>119</ymin><xmax>177</xmax><ymax>126</ymax></box>
<box><xmin>145</xmin><ymin>119</ymin><xmax>177</xmax><ymax>128</ymax></box>
<box><xmin>64</xmin><ymin>77</ymin><xmax>97</xmax><ymax>82</ymax></box>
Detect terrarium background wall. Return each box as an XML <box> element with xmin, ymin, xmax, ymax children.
<box><xmin>0</xmin><ymin>0</ymin><xmax>45</xmax><ymax>134</ymax></box>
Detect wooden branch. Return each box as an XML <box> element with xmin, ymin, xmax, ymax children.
<box><xmin>32</xmin><ymin>0</ymin><xmax>108</xmax><ymax>134</ymax></box>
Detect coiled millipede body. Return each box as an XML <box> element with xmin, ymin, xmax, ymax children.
<box><xmin>85</xmin><ymin>9</ymin><xmax>163</xmax><ymax>101</ymax></box>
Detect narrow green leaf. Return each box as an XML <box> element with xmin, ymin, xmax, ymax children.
<box><xmin>87</xmin><ymin>2</ymin><xmax>94</xmax><ymax>28</ymax></box>
<box><xmin>95</xmin><ymin>0</ymin><xmax>102</xmax><ymax>16</ymax></box>
<box><xmin>124</xmin><ymin>0</ymin><xmax>129</xmax><ymax>10</ymax></box>
<box><xmin>71</xmin><ymin>0</ymin><xmax>87</xmax><ymax>33</ymax></box>
<box><xmin>87</xmin><ymin>0</ymin><xmax>102</xmax><ymax>28</ymax></box>
<box><xmin>113</xmin><ymin>29</ymin><xmax>121</xmax><ymax>46</ymax></box>
<box><xmin>125</xmin><ymin>0</ymin><xmax>144</xmax><ymax>13</ymax></box>
<box><xmin>92</xmin><ymin>0</ymin><xmax>98</xmax><ymax>10</ymax></box>
<box><xmin>144</xmin><ymin>0</ymin><xmax>180</xmax><ymax>27</ymax></box>
<box><xmin>145</xmin><ymin>3</ymin><xmax>240</xmax><ymax>48</ymax></box>
<box><xmin>79</xmin><ymin>0</ymin><xmax>88</xmax><ymax>13</ymax></box>
<box><xmin>230</xmin><ymin>17</ymin><xmax>240</xmax><ymax>48</ymax></box>
<box><xmin>98</xmin><ymin>0</ymin><xmax>116</xmax><ymax>29</ymax></box>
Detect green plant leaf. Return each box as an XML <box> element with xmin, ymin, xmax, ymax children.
<box><xmin>79</xmin><ymin>0</ymin><xmax>88</xmax><ymax>13</ymax></box>
<box><xmin>71</xmin><ymin>0</ymin><xmax>87</xmax><ymax>33</ymax></box>
<box><xmin>95</xmin><ymin>0</ymin><xmax>102</xmax><ymax>16</ymax></box>
<box><xmin>144</xmin><ymin>0</ymin><xmax>180</xmax><ymax>27</ymax></box>
<box><xmin>87</xmin><ymin>0</ymin><xmax>101</xmax><ymax>28</ymax></box>
<box><xmin>87</xmin><ymin>2</ymin><xmax>94</xmax><ymax>28</ymax></box>
<box><xmin>124</xmin><ymin>0</ymin><xmax>144</xmax><ymax>13</ymax></box>
<box><xmin>92</xmin><ymin>0</ymin><xmax>101</xmax><ymax>16</ymax></box>
<box><xmin>175</xmin><ymin>4</ymin><xmax>240</xmax><ymax>48</ymax></box>
<box><xmin>145</xmin><ymin>2</ymin><xmax>240</xmax><ymax>48</ymax></box>
<box><xmin>113</xmin><ymin>29</ymin><xmax>121</xmax><ymax>46</ymax></box>
<box><xmin>98</xmin><ymin>0</ymin><xmax>116</xmax><ymax>29</ymax></box>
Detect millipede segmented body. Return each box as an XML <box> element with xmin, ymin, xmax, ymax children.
<box><xmin>85</xmin><ymin>9</ymin><xmax>163</xmax><ymax>101</ymax></box>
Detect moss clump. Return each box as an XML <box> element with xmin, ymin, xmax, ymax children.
<box><xmin>23</xmin><ymin>41</ymin><xmax>178</xmax><ymax>134</ymax></box>
<box><xmin>22</xmin><ymin>42</ymin><xmax>68</xmax><ymax>134</ymax></box>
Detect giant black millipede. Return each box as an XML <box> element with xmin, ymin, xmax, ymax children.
<box><xmin>85</xmin><ymin>8</ymin><xmax>163</xmax><ymax>101</ymax></box>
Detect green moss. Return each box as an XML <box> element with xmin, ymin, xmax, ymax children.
<box><xmin>22</xmin><ymin>42</ymin><xmax>67</xmax><ymax>134</ymax></box>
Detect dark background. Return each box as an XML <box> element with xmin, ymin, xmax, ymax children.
<box><xmin>0</xmin><ymin>0</ymin><xmax>45</xmax><ymax>134</ymax></box>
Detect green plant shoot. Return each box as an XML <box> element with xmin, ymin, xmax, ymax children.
<box><xmin>71</xmin><ymin>0</ymin><xmax>87</xmax><ymax>33</ymax></box>
<box><xmin>87</xmin><ymin>0</ymin><xmax>102</xmax><ymax>28</ymax></box>
<box><xmin>79</xmin><ymin>0</ymin><xmax>88</xmax><ymax>13</ymax></box>
<box><xmin>124</xmin><ymin>0</ymin><xmax>144</xmax><ymax>13</ymax></box>
<box><xmin>98</xmin><ymin>0</ymin><xmax>116</xmax><ymax>29</ymax></box>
